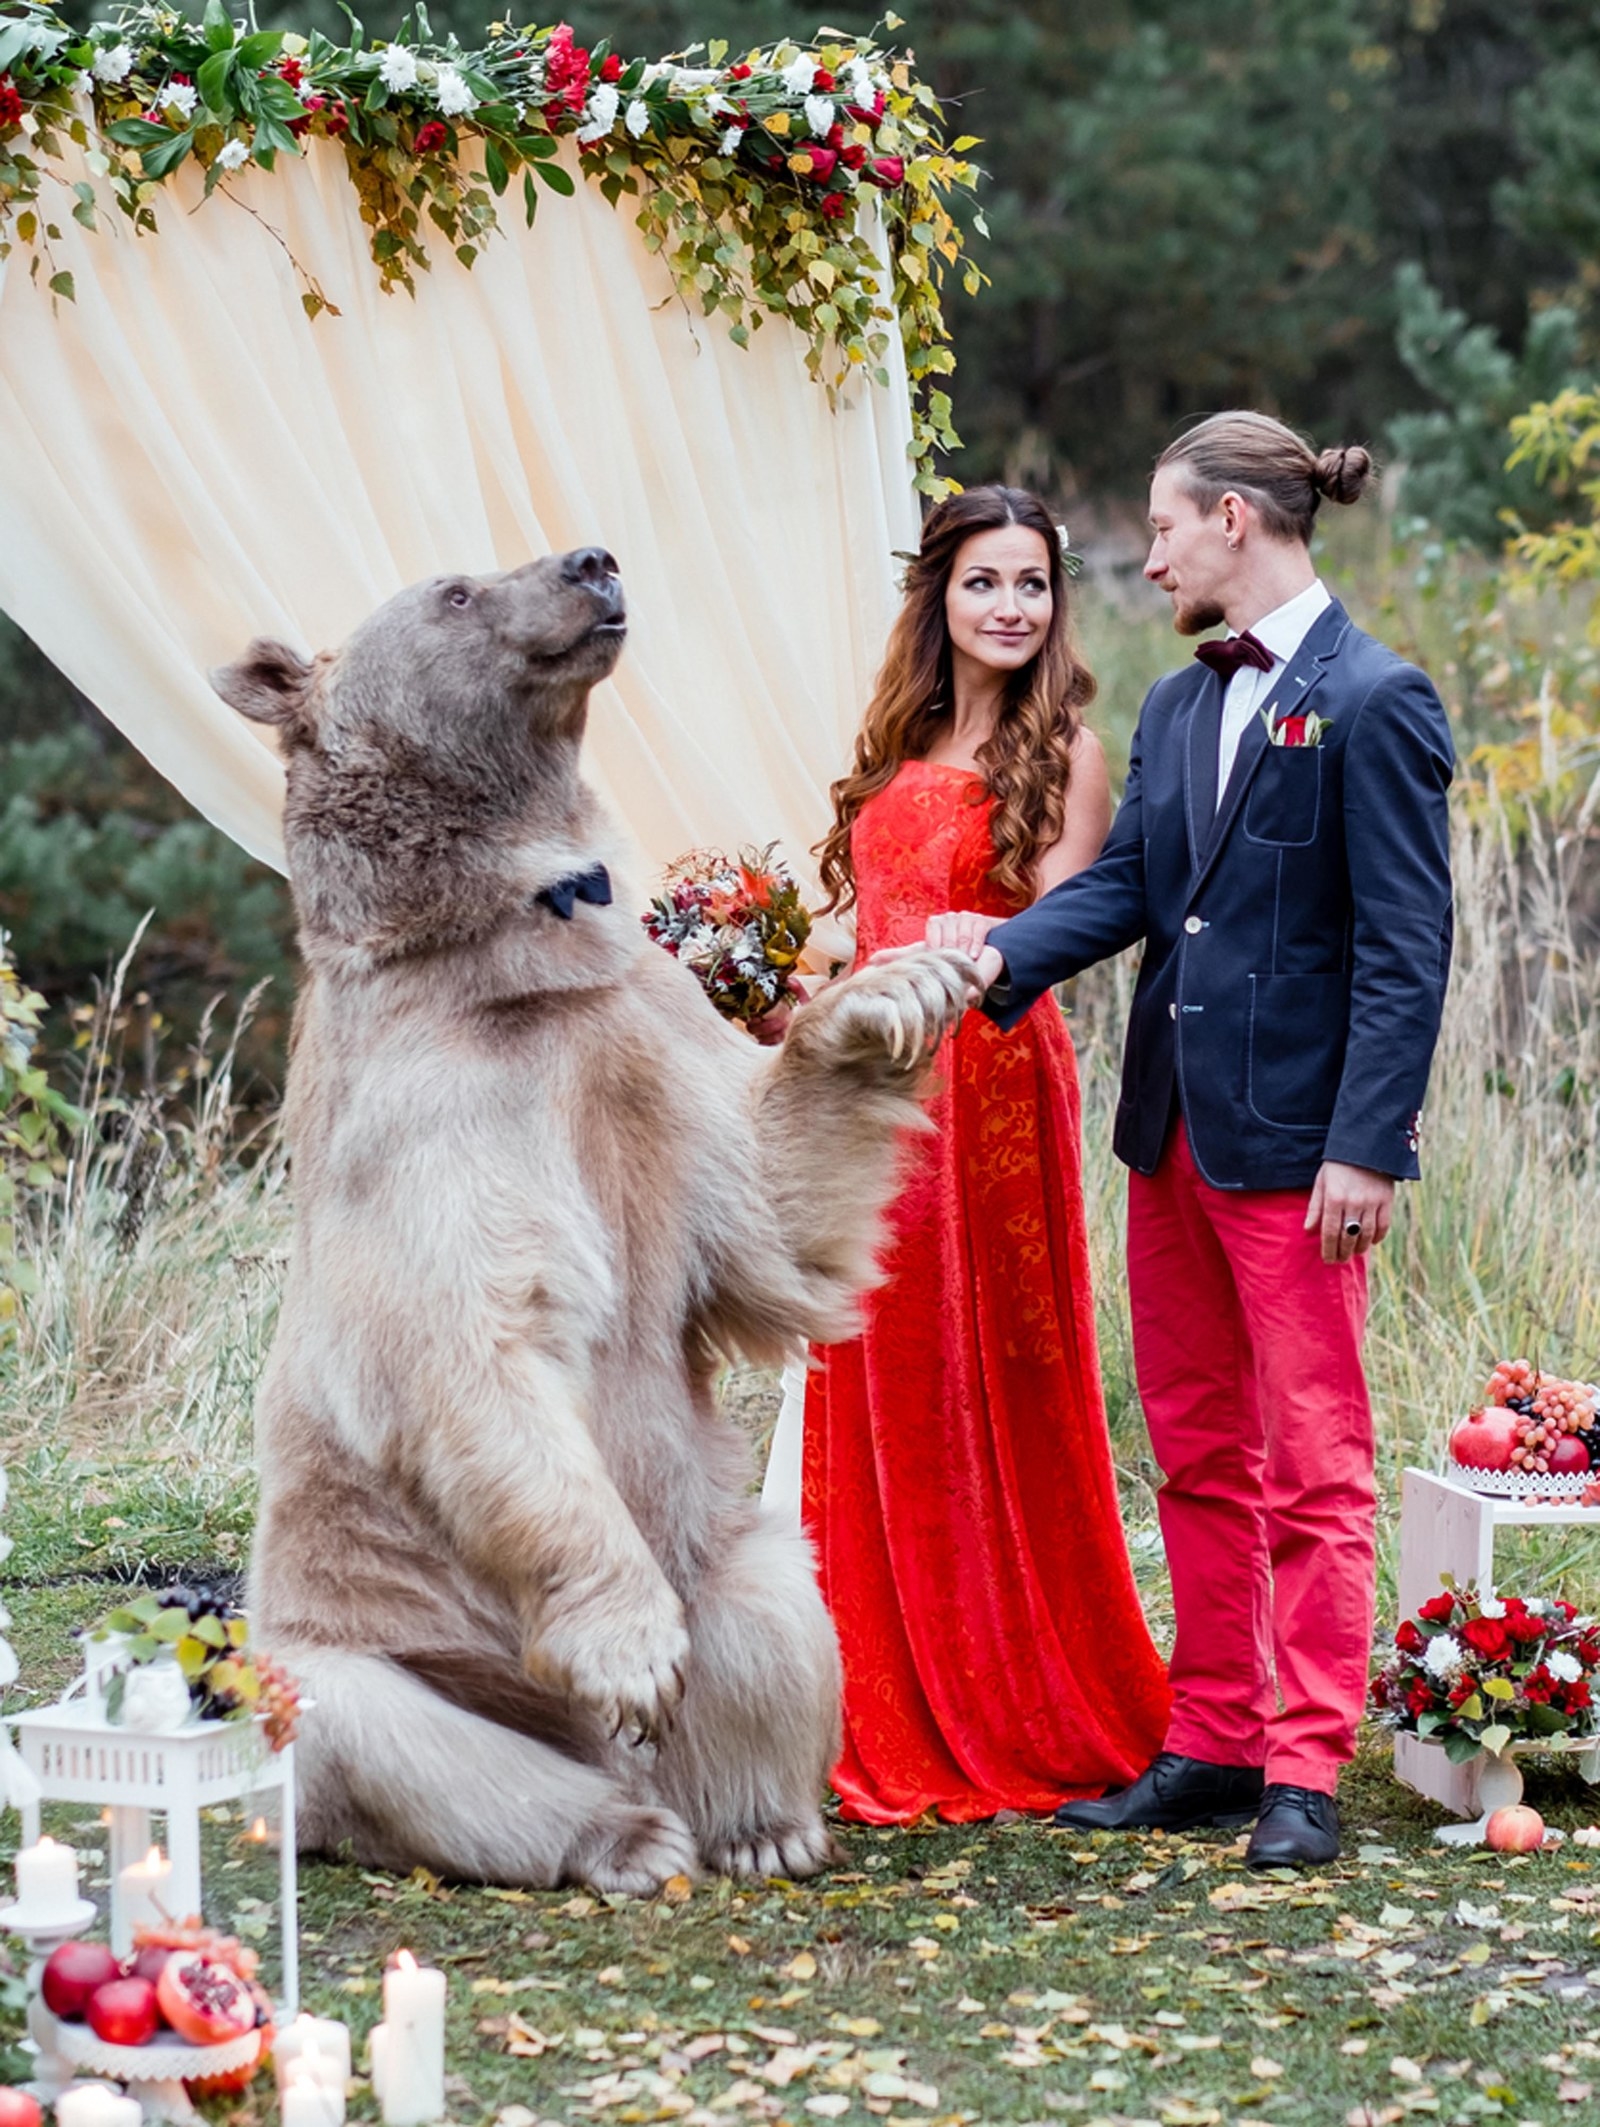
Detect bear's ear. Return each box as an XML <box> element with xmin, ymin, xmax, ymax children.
<box><xmin>210</xmin><ymin>638</ymin><xmax>318</xmax><ymax>742</ymax></box>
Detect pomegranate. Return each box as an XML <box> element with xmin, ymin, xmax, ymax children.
<box><xmin>1486</xmin><ymin>1802</ymin><xmax>1546</xmax><ymax>1852</ymax></box>
<box><xmin>0</xmin><ymin>2089</ymin><xmax>44</xmax><ymax>2127</ymax></box>
<box><xmin>40</xmin><ymin>1940</ymin><xmax>122</xmax><ymax>2020</ymax></box>
<box><xmin>129</xmin><ymin>1943</ymin><xmax>174</xmax><ymax>1987</ymax></box>
<box><xmin>156</xmin><ymin>1951</ymin><xmax>258</xmax><ymax>2046</ymax></box>
<box><xmin>186</xmin><ymin>1984</ymin><xmax>272</xmax><ymax>2098</ymax></box>
<box><xmin>1449</xmin><ymin>1407</ymin><xmax>1520</xmax><ymax>1473</ymax></box>
<box><xmin>1549</xmin><ymin>1436</ymin><xmax>1591</xmax><ymax>1476</ymax></box>
<box><xmin>86</xmin><ymin>1975</ymin><xmax>161</xmax><ymax>2048</ymax></box>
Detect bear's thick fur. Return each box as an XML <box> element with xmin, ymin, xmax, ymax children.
<box><xmin>213</xmin><ymin>549</ymin><xmax>974</xmax><ymax>1889</ymax></box>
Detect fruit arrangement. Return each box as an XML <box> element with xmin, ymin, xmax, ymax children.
<box><xmin>39</xmin><ymin>1920</ymin><xmax>269</xmax><ymax>2091</ymax></box>
<box><xmin>1448</xmin><ymin>1360</ymin><xmax>1600</xmax><ymax>1495</ymax></box>
<box><xmin>85</xmin><ymin>1583</ymin><xmax>301</xmax><ymax>1751</ymax></box>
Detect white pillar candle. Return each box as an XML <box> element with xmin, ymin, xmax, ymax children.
<box><xmin>275</xmin><ymin>2015</ymin><xmax>352</xmax><ymax>2090</ymax></box>
<box><xmin>368</xmin><ymin>2024</ymin><xmax>389</xmax><ymax>2104</ymax></box>
<box><xmin>56</xmin><ymin>2086</ymin><xmax>141</xmax><ymax>2127</ymax></box>
<box><xmin>282</xmin><ymin>2061</ymin><xmax>345</xmax><ymax>2127</ymax></box>
<box><xmin>376</xmin><ymin>1952</ymin><xmax>445</xmax><ymax>2127</ymax></box>
<box><xmin>12</xmin><ymin>1836</ymin><xmax>78</xmax><ymax>1921</ymax></box>
<box><xmin>113</xmin><ymin>1846</ymin><xmax>172</xmax><ymax>1946</ymax></box>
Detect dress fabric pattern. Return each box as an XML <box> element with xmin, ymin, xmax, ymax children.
<box><xmin>803</xmin><ymin>762</ymin><xmax>1170</xmax><ymax>1822</ymax></box>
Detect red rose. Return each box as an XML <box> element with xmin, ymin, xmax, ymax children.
<box><xmin>727</xmin><ymin>110</ymin><xmax>752</xmax><ymax>129</ymax></box>
<box><xmin>813</xmin><ymin>67</ymin><xmax>835</xmax><ymax>90</ymax></box>
<box><xmin>0</xmin><ymin>77</ymin><xmax>22</xmax><ymax>128</ymax></box>
<box><xmin>1566</xmin><ymin>1679</ymin><xmax>1593</xmax><ymax>1710</ymax></box>
<box><xmin>277</xmin><ymin>55</ymin><xmax>305</xmax><ymax>87</ymax></box>
<box><xmin>413</xmin><ymin>120</ymin><xmax>448</xmax><ymax>154</ymax></box>
<box><xmin>600</xmin><ymin>53</ymin><xmax>621</xmax><ymax>82</ymax></box>
<box><xmin>826</xmin><ymin>122</ymin><xmax>843</xmax><ymax>148</ymax></box>
<box><xmin>727</xmin><ymin>62</ymin><xmax>752</xmax><ymax>80</ymax></box>
<box><xmin>840</xmin><ymin>140</ymin><xmax>867</xmax><ymax>169</ymax></box>
<box><xmin>1406</xmin><ymin>1680</ymin><xmax>1432</xmax><ymax>1715</ymax></box>
<box><xmin>1507</xmin><ymin>1609</ymin><xmax>1544</xmax><ymax>1643</ymax></box>
<box><xmin>1449</xmin><ymin>1674</ymin><xmax>1476</xmax><ymax>1707</ymax></box>
<box><xmin>1417</xmin><ymin>1594</ymin><xmax>1456</xmax><ymax>1624</ymax></box>
<box><xmin>864</xmin><ymin>154</ymin><xmax>905</xmax><ymax>188</ymax></box>
<box><xmin>820</xmin><ymin>190</ymin><xmax>849</xmax><ymax>219</ymax></box>
<box><xmin>799</xmin><ymin>144</ymin><xmax>838</xmax><ymax>181</ymax></box>
<box><xmin>845</xmin><ymin>90</ymin><xmax>886</xmax><ymax>124</ymax></box>
<box><xmin>1394</xmin><ymin>1620</ymin><xmax>1425</xmax><ymax>1655</ymax></box>
<box><xmin>1461</xmin><ymin>1615</ymin><xmax>1509</xmax><ymax>1659</ymax></box>
<box><xmin>1277</xmin><ymin>715</ymin><xmax>1308</xmax><ymax>746</ymax></box>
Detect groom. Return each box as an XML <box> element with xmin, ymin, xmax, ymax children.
<box><xmin>932</xmin><ymin>412</ymin><xmax>1453</xmax><ymax>1868</ymax></box>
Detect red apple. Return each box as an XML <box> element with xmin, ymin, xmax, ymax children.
<box><xmin>0</xmin><ymin>2089</ymin><xmax>44</xmax><ymax>2127</ymax></box>
<box><xmin>155</xmin><ymin>1952</ymin><xmax>257</xmax><ymax>2046</ymax></box>
<box><xmin>86</xmin><ymin>1974</ymin><xmax>161</xmax><ymax>2047</ymax></box>
<box><xmin>1549</xmin><ymin>1436</ymin><xmax>1591</xmax><ymax>1476</ymax></box>
<box><xmin>1449</xmin><ymin>1407</ymin><xmax>1521</xmax><ymax>1473</ymax></box>
<box><xmin>39</xmin><ymin>1940</ymin><xmax>122</xmax><ymax>2020</ymax></box>
<box><xmin>1486</xmin><ymin>1803</ymin><xmax>1546</xmax><ymax>1852</ymax></box>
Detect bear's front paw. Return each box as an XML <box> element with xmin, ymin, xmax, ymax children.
<box><xmin>526</xmin><ymin>1560</ymin><xmax>690</xmax><ymax>1746</ymax></box>
<box><xmin>703</xmin><ymin>1815</ymin><xmax>840</xmax><ymax>1881</ymax></box>
<box><xmin>801</xmin><ymin>947</ymin><xmax>979</xmax><ymax>1074</ymax></box>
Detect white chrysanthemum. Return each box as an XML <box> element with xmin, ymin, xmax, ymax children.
<box><xmin>584</xmin><ymin>82</ymin><xmax>619</xmax><ymax>132</ymax></box>
<box><xmin>804</xmin><ymin>93</ymin><xmax>834</xmax><ymax>138</ymax></box>
<box><xmin>1525</xmin><ymin>1598</ymin><xmax>1547</xmax><ymax>1615</ymax></box>
<box><xmin>434</xmin><ymin>64</ymin><xmax>476</xmax><ymax>117</ymax></box>
<box><xmin>719</xmin><ymin>124</ymin><xmax>743</xmax><ymax>155</ymax></box>
<box><xmin>625</xmin><ymin>97</ymin><xmax>649</xmax><ymax>137</ymax></box>
<box><xmin>161</xmin><ymin>80</ymin><xmax>199</xmax><ymax>118</ymax></box>
<box><xmin>782</xmin><ymin>53</ymin><xmax>817</xmax><ymax>96</ymax></box>
<box><xmin>843</xmin><ymin>57</ymin><xmax>874</xmax><ymax>100</ymax></box>
<box><xmin>378</xmin><ymin>43</ymin><xmax>419</xmax><ymax>93</ymax></box>
<box><xmin>73</xmin><ymin>68</ymin><xmax>94</xmax><ymax>96</ymax></box>
<box><xmin>705</xmin><ymin>91</ymin><xmax>737</xmax><ymax>117</ymax></box>
<box><xmin>1477</xmin><ymin>1595</ymin><xmax>1506</xmax><ymax>1619</ymax></box>
<box><xmin>1423</xmin><ymin>1633</ymin><xmax>1463</xmax><ymax>1680</ymax></box>
<box><xmin>92</xmin><ymin>43</ymin><xmax>134</xmax><ymax>83</ymax></box>
<box><xmin>1546</xmin><ymin>1649</ymin><xmax>1584</xmax><ymax>1684</ymax></box>
<box><xmin>215</xmin><ymin>138</ymin><xmax>250</xmax><ymax>170</ymax></box>
<box><xmin>670</xmin><ymin>66</ymin><xmax>718</xmax><ymax>96</ymax></box>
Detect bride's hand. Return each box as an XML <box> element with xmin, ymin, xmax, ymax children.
<box><xmin>925</xmin><ymin>910</ymin><xmax>999</xmax><ymax>957</ymax></box>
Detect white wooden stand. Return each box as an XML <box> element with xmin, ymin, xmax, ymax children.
<box><xmin>1394</xmin><ymin>1466</ymin><xmax>1600</xmax><ymax>1818</ymax></box>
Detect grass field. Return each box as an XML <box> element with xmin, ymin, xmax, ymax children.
<box><xmin>2</xmin><ymin>526</ymin><xmax>1599</xmax><ymax>2123</ymax></box>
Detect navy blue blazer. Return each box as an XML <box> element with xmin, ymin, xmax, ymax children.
<box><xmin>984</xmin><ymin>599</ymin><xmax>1455</xmax><ymax>1189</ymax></box>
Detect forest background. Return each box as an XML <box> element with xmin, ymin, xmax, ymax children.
<box><xmin>6</xmin><ymin>0</ymin><xmax>1599</xmax><ymax>1085</ymax></box>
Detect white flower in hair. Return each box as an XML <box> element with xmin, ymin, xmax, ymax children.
<box><xmin>782</xmin><ymin>53</ymin><xmax>817</xmax><ymax>96</ymax></box>
<box><xmin>215</xmin><ymin>138</ymin><xmax>250</xmax><ymax>170</ymax></box>
<box><xmin>804</xmin><ymin>94</ymin><xmax>835</xmax><ymax>138</ymax></box>
<box><xmin>92</xmin><ymin>42</ymin><xmax>134</xmax><ymax>82</ymax></box>
<box><xmin>435</xmin><ymin>65</ymin><xmax>477</xmax><ymax>117</ymax></box>
<box><xmin>1423</xmin><ymin>1632</ymin><xmax>1463</xmax><ymax>1680</ymax></box>
<box><xmin>378</xmin><ymin>43</ymin><xmax>419</xmax><ymax>93</ymax></box>
<box><xmin>1546</xmin><ymin>1649</ymin><xmax>1584</xmax><ymax>1684</ymax></box>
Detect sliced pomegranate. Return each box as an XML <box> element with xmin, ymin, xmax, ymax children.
<box><xmin>155</xmin><ymin>1952</ymin><xmax>258</xmax><ymax>2046</ymax></box>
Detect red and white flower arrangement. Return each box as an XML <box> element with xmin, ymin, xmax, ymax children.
<box><xmin>643</xmin><ymin>846</ymin><xmax>811</xmax><ymax>1026</ymax></box>
<box><xmin>1371</xmin><ymin>1580</ymin><xmax>1600</xmax><ymax>1764</ymax></box>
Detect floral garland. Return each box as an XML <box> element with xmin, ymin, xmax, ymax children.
<box><xmin>0</xmin><ymin>3</ymin><xmax>985</xmax><ymax>492</ymax></box>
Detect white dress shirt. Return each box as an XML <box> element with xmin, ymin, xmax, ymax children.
<box><xmin>1214</xmin><ymin>577</ymin><xmax>1332</xmax><ymax>807</ymax></box>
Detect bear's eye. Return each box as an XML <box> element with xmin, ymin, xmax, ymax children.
<box><xmin>447</xmin><ymin>585</ymin><xmax>473</xmax><ymax>608</ymax></box>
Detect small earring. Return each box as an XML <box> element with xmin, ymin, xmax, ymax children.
<box><xmin>1226</xmin><ymin>537</ymin><xmax>1240</xmax><ymax>551</ymax></box>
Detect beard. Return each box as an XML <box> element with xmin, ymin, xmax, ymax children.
<box><xmin>1172</xmin><ymin>594</ymin><xmax>1226</xmax><ymax>637</ymax></box>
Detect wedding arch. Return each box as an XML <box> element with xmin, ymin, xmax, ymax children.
<box><xmin>0</xmin><ymin>3</ymin><xmax>981</xmax><ymax>888</ymax></box>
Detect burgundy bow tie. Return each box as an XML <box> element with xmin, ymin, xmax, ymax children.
<box><xmin>1194</xmin><ymin>630</ymin><xmax>1274</xmax><ymax>683</ymax></box>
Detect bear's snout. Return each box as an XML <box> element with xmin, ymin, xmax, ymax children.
<box><xmin>558</xmin><ymin>546</ymin><xmax>626</xmax><ymax>629</ymax></box>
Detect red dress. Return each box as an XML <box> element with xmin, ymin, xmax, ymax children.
<box><xmin>802</xmin><ymin>762</ymin><xmax>1171</xmax><ymax>1822</ymax></box>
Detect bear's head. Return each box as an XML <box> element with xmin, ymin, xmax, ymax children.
<box><xmin>211</xmin><ymin>549</ymin><xmax>628</xmax><ymax>962</ymax></box>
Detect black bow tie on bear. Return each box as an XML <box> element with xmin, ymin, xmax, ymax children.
<box><xmin>534</xmin><ymin>864</ymin><xmax>613</xmax><ymax>919</ymax></box>
<box><xmin>1194</xmin><ymin>629</ymin><xmax>1274</xmax><ymax>683</ymax></box>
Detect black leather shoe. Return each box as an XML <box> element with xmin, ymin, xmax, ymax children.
<box><xmin>1054</xmin><ymin>1752</ymin><xmax>1264</xmax><ymax>1833</ymax></box>
<box><xmin>1245</xmin><ymin>1784</ymin><xmax>1341</xmax><ymax>1870</ymax></box>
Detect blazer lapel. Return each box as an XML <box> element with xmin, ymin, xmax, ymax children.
<box><xmin>1184</xmin><ymin>671</ymin><xmax>1224</xmax><ymax>871</ymax></box>
<box><xmin>1192</xmin><ymin>600</ymin><xmax>1352</xmax><ymax>890</ymax></box>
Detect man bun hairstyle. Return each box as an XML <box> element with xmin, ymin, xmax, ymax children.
<box><xmin>1158</xmin><ymin>411</ymin><xmax>1375</xmax><ymax>545</ymax></box>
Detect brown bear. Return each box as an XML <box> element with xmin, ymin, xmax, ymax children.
<box><xmin>211</xmin><ymin>548</ymin><xmax>975</xmax><ymax>1890</ymax></box>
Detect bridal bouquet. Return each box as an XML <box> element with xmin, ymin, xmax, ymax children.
<box><xmin>643</xmin><ymin>846</ymin><xmax>811</xmax><ymax>1024</ymax></box>
<box><xmin>1370</xmin><ymin>1581</ymin><xmax>1600</xmax><ymax>1763</ymax></box>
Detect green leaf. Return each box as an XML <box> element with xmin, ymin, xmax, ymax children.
<box><xmin>197</xmin><ymin>51</ymin><xmax>234</xmax><ymax>116</ymax></box>
<box><xmin>202</xmin><ymin>0</ymin><xmax>235</xmax><ymax>51</ymax></box>
<box><xmin>1482</xmin><ymin>1676</ymin><xmax>1516</xmax><ymax>1700</ymax></box>
<box><xmin>140</xmin><ymin>127</ymin><xmax>196</xmax><ymax>179</ymax></box>
<box><xmin>47</xmin><ymin>271</ymin><xmax>75</xmax><ymax>302</ymax></box>
<box><xmin>515</xmin><ymin>132</ymin><xmax>560</xmax><ymax>159</ymax></box>
<box><xmin>1479</xmin><ymin>1722</ymin><xmax>1513</xmax><ymax>1755</ymax></box>
<box><xmin>522</xmin><ymin>168</ymin><xmax>537</xmax><ymax>225</ymax></box>
<box><xmin>363</xmin><ymin>76</ymin><xmax>390</xmax><ymax>113</ymax></box>
<box><xmin>148</xmin><ymin>1608</ymin><xmax>191</xmax><ymax>1642</ymax></box>
<box><xmin>1443</xmin><ymin>1727</ymin><xmax>1483</xmax><ymax>1764</ymax></box>
<box><xmin>1415</xmin><ymin>1709</ymin><xmax>1444</xmax><ymax>1736</ymax></box>
<box><xmin>483</xmin><ymin>140</ymin><xmax>507</xmax><ymax>194</ymax></box>
<box><xmin>190</xmin><ymin>1613</ymin><xmax>228</xmax><ymax>1649</ymax></box>
<box><xmin>236</xmin><ymin>31</ymin><xmax>286</xmax><ymax>70</ymax></box>
<box><xmin>535</xmin><ymin>159</ymin><xmax>575</xmax><ymax>196</ymax></box>
<box><xmin>106</xmin><ymin>117</ymin><xmax>174</xmax><ymax>147</ymax></box>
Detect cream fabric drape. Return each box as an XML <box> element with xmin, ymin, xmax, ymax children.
<box><xmin>0</xmin><ymin>134</ymin><xmax>918</xmax><ymax>888</ymax></box>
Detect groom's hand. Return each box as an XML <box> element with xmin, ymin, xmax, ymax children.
<box><xmin>923</xmin><ymin>911</ymin><xmax>1005</xmax><ymax>994</ymax></box>
<box><xmin>1306</xmin><ymin>1161</ymin><xmax>1395</xmax><ymax>1264</ymax></box>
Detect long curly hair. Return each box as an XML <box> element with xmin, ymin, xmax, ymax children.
<box><xmin>815</xmin><ymin>485</ymin><xmax>1096</xmax><ymax>914</ymax></box>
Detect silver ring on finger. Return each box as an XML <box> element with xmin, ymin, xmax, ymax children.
<box><xmin>1343</xmin><ymin>1218</ymin><xmax>1363</xmax><ymax>1238</ymax></box>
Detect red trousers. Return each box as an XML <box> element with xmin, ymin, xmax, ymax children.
<box><xmin>1128</xmin><ymin>1123</ymin><xmax>1375</xmax><ymax>1793</ymax></box>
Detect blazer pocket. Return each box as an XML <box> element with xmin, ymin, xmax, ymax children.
<box><xmin>1246</xmin><ymin>972</ymin><xmax>1347</xmax><ymax>1129</ymax></box>
<box><xmin>1244</xmin><ymin>747</ymin><xmax>1322</xmax><ymax>846</ymax></box>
